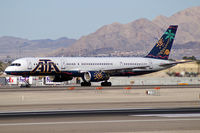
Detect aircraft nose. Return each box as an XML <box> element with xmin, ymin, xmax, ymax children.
<box><xmin>4</xmin><ymin>66</ymin><xmax>12</xmax><ymax>75</ymax></box>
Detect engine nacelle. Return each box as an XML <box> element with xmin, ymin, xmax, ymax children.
<box><xmin>83</xmin><ymin>71</ymin><xmax>109</xmax><ymax>82</ymax></box>
<box><xmin>53</xmin><ymin>75</ymin><xmax>73</xmax><ymax>82</ymax></box>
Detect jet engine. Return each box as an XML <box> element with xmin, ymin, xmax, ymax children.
<box><xmin>53</xmin><ymin>75</ymin><xmax>73</xmax><ymax>82</ymax></box>
<box><xmin>83</xmin><ymin>71</ymin><xmax>109</xmax><ymax>82</ymax></box>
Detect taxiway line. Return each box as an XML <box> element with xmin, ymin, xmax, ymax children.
<box><xmin>1</xmin><ymin>118</ymin><xmax>200</xmax><ymax>126</ymax></box>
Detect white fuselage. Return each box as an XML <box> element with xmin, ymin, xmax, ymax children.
<box><xmin>5</xmin><ymin>57</ymin><xmax>174</xmax><ymax>77</ymax></box>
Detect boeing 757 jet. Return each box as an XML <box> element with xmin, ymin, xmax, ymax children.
<box><xmin>5</xmin><ymin>25</ymin><xmax>188</xmax><ymax>86</ymax></box>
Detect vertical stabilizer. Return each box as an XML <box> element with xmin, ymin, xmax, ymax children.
<box><xmin>146</xmin><ymin>25</ymin><xmax>178</xmax><ymax>60</ymax></box>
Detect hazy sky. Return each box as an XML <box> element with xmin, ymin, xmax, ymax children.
<box><xmin>0</xmin><ymin>0</ymin><xmax>200</xmax><ymax>40</ymax></box>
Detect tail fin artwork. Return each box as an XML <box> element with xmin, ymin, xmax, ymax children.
<box><xmin>146</xmin><ymin>25</ymin><xmax>178</xmax><ymax>60</ymax></box>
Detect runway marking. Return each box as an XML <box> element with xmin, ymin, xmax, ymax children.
<box><xmin>132</xmin><ymin>113</ymin><xmax>200</xmax><ymax>118</ymax></box>
<box><xmin>0</xmin><ymin>118</ymin><xmax>200</xmax><ymax>126</ymax></box>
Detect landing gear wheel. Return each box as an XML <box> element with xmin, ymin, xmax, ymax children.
<box><xmin>101</xmin><ymin>82</ymin><xmax>112</xmax><ymax>86</ymax></box>
<box><xmin>81</xmin><ymin>82</ymin><xmax>91</xmax><ymax>86</ymax></box>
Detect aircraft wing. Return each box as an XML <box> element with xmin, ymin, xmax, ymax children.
<box><xmin>102</xmin><ymin>66</ymin><xmax>150</xmax><ymax>73</ymax></box>
<box><xmin>159</xmin><ymin>60</ymin><xmax>193</xmax><ymax>67</ymax></box>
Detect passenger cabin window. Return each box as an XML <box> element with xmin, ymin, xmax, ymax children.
<box><xmin>81</xmin><ymin>63</ymin><xmax>113</xmax><ymax>65</ymax></box>
<box><xmin>66</xmin><ymin>63</ymin><xmax>76</xmax><ymax>65</ymax></box>
<box><xmin>10</xmin><ymin>63</ymin><xmax>21</xmax><ymax>66</ymax></box>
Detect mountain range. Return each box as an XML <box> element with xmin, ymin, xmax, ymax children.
<box><xmin>0</xmin><ymin>6</ymin><xmax>200</xmax><ymax>60</ymax></box>
<box><xmin>0</xmin><ymin>36</ymin><xmax>76</xmax><ymax>60</ymax></box>
<box><xmin>51</xmin><ymin>6</ymin><xmax>200</xmax><ymax>59</ymax></box>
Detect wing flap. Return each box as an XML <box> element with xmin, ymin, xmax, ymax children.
<box><xmin>102</xmin><ymin>66</ymin><xmax>149</xmax><ymax>73</ymax></box>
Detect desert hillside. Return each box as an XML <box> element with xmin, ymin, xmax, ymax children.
<box><xmin>51</xmin><ymin>6</ymin><xmax>200</xmax><ymax>59</ymax></box>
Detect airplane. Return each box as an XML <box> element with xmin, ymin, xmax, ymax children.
<box><xmin>5</xmin><ymin>25</ymin><xmax>188</xmax><ymax>86</ymax></box>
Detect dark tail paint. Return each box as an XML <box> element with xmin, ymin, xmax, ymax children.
<box><xmin>146</xmin><ymin>25</ymin><xmax>178</xmax><ymax>60</ymax></box>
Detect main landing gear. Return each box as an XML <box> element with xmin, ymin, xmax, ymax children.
<box><xmin>101</xmin><ymin>81</ymin><xmax>112</xmax><ymax>86</ymax></box>
<box><xmin>80</xmin><ymin>81</ymin><xmax>112</xmax><ymax>86</ymax></box>
<box><xmin>81</xmin><ymin>82</ymin><xmax>91</xmax><ymax>86</ymax></box>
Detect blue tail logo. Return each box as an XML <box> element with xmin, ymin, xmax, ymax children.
<box><xmin>146</xmin><ymin>25</ymin><xmax>178</xmax><ymax>60</ymax></box>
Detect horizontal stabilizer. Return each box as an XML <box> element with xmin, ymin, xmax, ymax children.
<box><xmin>159</xmin><ymin>60</ymin><xmax>193</xmax><ymax>67</ymax></box>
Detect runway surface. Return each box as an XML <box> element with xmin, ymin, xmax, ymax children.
<box><xmin>0</xmin><ymin>86</ymin><xmax>200</xmax><ymax>112</ymax></box>
<box><xmin>0</xmin><ymin>85</ymin><xmax>200</xmax><ymax>132</ymax></box>
<box><xmin>0</xmin><ymin>111</ymin><xmax>200</xmax><ymax>133</ymax></box>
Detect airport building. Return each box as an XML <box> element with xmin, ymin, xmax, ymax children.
<box><xmin>0</xmin><ymin>76</ymin><xmax>199</xmax><ymax>87</ymax></box>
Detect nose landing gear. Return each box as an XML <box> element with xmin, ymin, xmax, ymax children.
<box><xmin>20</xmin><ymin>78</ymin><xmax>31</xmax><ymax>88</ymax></box>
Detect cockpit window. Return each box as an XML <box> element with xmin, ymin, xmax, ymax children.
<box><xmin>10</xmin><ymin>63</ymin><xmax>21</xmax><ymax>66</ymax></box>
